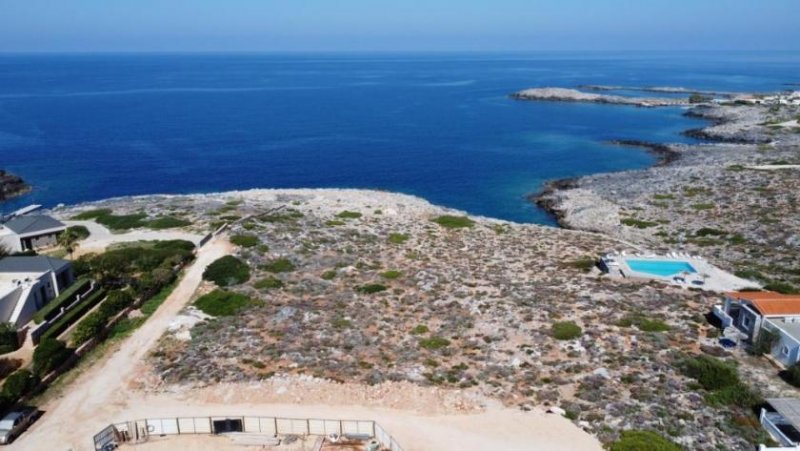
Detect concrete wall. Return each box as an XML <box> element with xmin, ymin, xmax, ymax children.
<box><xmin>22</xmin><ymin>232</ymin><xmax>60</xmax><ymax>251</ymax></box>
<box><xmin>0</xmin><ymin>233</ymin><xmax>21</xmax><ymax>253</ymax></box>
<box><xmin>765</xmin><ymin>321</ymin><xmax>800</xmax><ymax>367</ymax></box>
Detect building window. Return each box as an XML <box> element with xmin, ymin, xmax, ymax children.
<box><xmin>742</xmin><ymin>316</ymin><xmax>750</xmax><ymax>328</ymax></box>
<box><xmin>783</xmin><ymin>346</ymin><xmax>790</xmax><ymax>356</ymax></box>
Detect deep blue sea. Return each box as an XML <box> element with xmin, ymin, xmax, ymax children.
<box><xmin>1</xmin><ymin>52</ymin><xmax>798</xmax><ymax>224</ymax></box>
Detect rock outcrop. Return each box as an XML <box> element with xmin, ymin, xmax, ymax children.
<box><xmin>0</xmin><ymin>170</ymin><xmax>29</xmax><ymax>201</ymax></box>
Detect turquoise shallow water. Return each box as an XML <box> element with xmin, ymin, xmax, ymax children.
<box><xmin>1</xmin><ymin>52</ymin><xmax>798</xmax><ymax>223</ymax></box>
<box><xmin>627</xmin><ymin>260</ymin><xmax>697</xmax><ymax>277</ymax></box>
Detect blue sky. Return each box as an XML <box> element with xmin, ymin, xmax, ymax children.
<box><xmin>1</xmin><ymin>0</ymin><xmax>798</xmax><ymax>52</ymax></box>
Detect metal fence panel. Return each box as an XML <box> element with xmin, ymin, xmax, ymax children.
<box><xmin>259</xmin><ymin>417</ymin><xmax>277</xmax><ymax>435</ymax></box>
<box><xmin>243</xmin><ymin>417</ymin><xmax>261</xmax><ymax>433</ymax></box>
<box><xmin>146</xmin><ymin>418</ymin><xmax>178</xmax><ymax>435</ymax></box>
<box><xmin>340</xmin><ymin>420</ymin><xmax>373</xmax><ymax>436</ymax></box>
<box><xmin>177</xmin><ymin>418</ymin><xmax>196</xmax><ymax>434</ymax></box>
<box><xmin>276</xmin><ymin>418</ymin><xmax>309</xmax><ymax>435</ymax></box>
<box><xmin>194</xmin><ymin>417</ymin><xmax>212</xmax><ymax>434</ymax></box>
<box><xmin>308</xmin><ymin>419</ymin><xmax>341</xmax><ymax>435</ymax></box>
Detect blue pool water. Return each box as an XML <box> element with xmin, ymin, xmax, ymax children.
<box><xmin>626</xmin><ymin>260</ymin><xmax>697</xmax><ymax>277</ymax></box>
<box><xmin>1</xmin><ymin>52</ymin><xmax>798</xmax><ymax>223</ymax></box>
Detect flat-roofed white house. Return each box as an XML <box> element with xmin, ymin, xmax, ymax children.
<box><xmin>717</xmin><ymin>291</ymin><xmax>800</xmax><ymax>367</ymax></box>
<box><xmin>0</xmin><ymin>215</ymin><xmax>67</xmax><ymax>253</ymax></box>
<box><xmin>760</xmin><ymin>398</ymin><xmax>800</xmax><ymax>450</ymax></box>
<box><xmin>0</xmin><ymin>256</ymin><xmax>74</xmax><ymax>327</ymax></box>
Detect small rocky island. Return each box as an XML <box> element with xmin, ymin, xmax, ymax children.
<box><xmin>511</xmin><ymin>87</ymin><xmax>690</xmax><ymax>107</ymax></box>
<box><xmin>0</xmin><ymin>170</ymin><xmax>29</xmax><ymax>201</ymax></box>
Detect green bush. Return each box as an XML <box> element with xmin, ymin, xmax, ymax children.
<box><xmin>689</xmin><ymin>93</ymin><xmax>713</xmax><ymax>104</ymax></box>
<box><xmin>203</xmin><ymin>256</ymin><xmax>250</xmax><ymax>286</ymax></box>
<box><xmin>254</xmin><ymin>276</ymin><xmax>284</xmax><ymax>290</ymax></box>
<box><xmin>564</xmin><ymin>258</ymin><xmax>596</xmax><ymax>272</ymax></box>
<box><xmin>99</xmin><ymin>213</ymin><xmax>147</xmax><ymax>230</ymax></box>
<box><xmin>552</xmin><ymin>321</ymin><xmax>582</xmax><ymax>340</ymax></box>
<box><xmin>621</xmin><ymin>218</ymin><xmax>659</xmax><ymax>229</ymax></box>
<box><xmin>194</xmin><ymin>290</ymin><xmax>253</xmax><ymax>316</ymax></box>
<box><xmin>230</xmin><ymin>234</ymin><xmax>259</xmax><ymax>248</ymax></box>
<box><xmin>71</xmin><ymin>311</ymin><xmax>108</xmax><ymax>346</ymax></box>
<box><xmin>695</xmin><ymin>227</ymin><xmax>727</xmax><ymax>237</ymax></box>
<box><xmin>785</xmin><ymin>362</ymin><xmax>800</xmax><ymax>388</ymax></box>
<box><xmin>71</xmin><ymin>208</ymin><xmax>112</xmax><ymax>220</ymax></box>
<box><xmin>146</xmin><ymin>216</ymin><xmax>191</xmax><ymax>229</ymax></box>
<box><xmin>32</xmin><ymin>338</ymin><xmax>72</xmax><ymax>377</ymax></box>
<box><xmin>356</xmin><ymin>284</ymin><xmax>387</xmax><ymax>294</ymax></box>
<box><xmin>410</xmin><ymin>325</ymin><xmax>429</xmax><ymax>335</ymax></box>
<box><xmin>321</xmin><ymin>270</ymin><xmax>337</xmax><ymax>280</ymax></box>
<box><xmin>33</xmin><ymin>278</ymin><xmax>92</xmax><ymax>324</ymax></box>
<box><xmin>432</xmin><ymin>215</ymin><xmax>475</xmax><ymax>229</ymax></box>
<box><xmin>41</xmin><ymin>289</ymin><xmax>107</xmax><ymax>341</ymax></box>
<box><xmin>705</xmin><ymin>382</ymin><xmax>762</xmax><ymax>408</ymax></box>
<box><xmin>764</xmin><ymin>281</ymin><xmax>799</xmax><ymax>295</ymax></box>
<box><xmin>260</xmin><ymin>257</ymin><xmax>296</xmax><ymax>273</ymax></box>
<box><xmin>64</xmin><ymin>225</ymin><xmax>90</xmax><ymax>240</ymax></box>
<box><xmin>682</xmin><ymin>355</ymin><xmax>738</xmax><ymax>391</ymax></box>
<box><xmin>0</xmin><ymin>323</ymin><xmax>19</xmax><ymax>354</ymax></box>
<box><xmin>388</xmin><ymin>233</ymin><xmax>410</xmax><ymax>244</ymax></box>
<box><xmin>380</xmin><ymin>270</ymin><xmax>403</xmax><ymax>280</ymax></box>
<box><xmin>419</xmin><ymin>336</ymin><xmax>450</xmax><ymax>350</ymax></box>
<box><xmin>610</xmin><ymin>430</ymin><xmax>680</xmax><ymax>451</ymax></box>
<box><xmin>336</xmin><ymin>211</ymin><xmax>362</xmax><ymax>219</ymax></box>
<box><xmin>637</xmin><ymin>319</ymin><xmax>671</xmax><ymax>332</ymax></box>
<box><xmin>0</xmin><ymin>369</ymin><xmax>39</xmax><ymax>402</ymax></box>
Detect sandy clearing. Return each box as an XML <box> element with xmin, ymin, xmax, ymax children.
<box><xmin>64</xmin><ymin>220</ymin><xmax>204</xmax><ymax>256</ymax></box>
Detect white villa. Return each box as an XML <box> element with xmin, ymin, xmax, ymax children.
<box><xmin>0</xmin><ymin>215</ymin><xmax>67</xmax><ymax>253</ymax></box>
<box><xmin>0</xmin><ymin>256</ymin><xmax>74</xmax><ymax>327</ymax></box>
<box><xmin>716</xmin><ymin>291</ymin><xmax>800</xmax><ymax>367</ymax></box>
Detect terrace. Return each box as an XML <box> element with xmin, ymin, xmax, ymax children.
<box><xmin>600</xmin><ymin>250</ymin><xmax>757</xmax><ymax>292</ymax></box>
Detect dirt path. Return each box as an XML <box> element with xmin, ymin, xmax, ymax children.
<box><xmin>18</xmin><ymin>237</ymin><xmax>233</xmax><ymax>451</ymax></box>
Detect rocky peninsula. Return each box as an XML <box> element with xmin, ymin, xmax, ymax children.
<box><xmin>512</xmin><ymin>87</ymin><xmax>690</xmax><ymax>107</ymax></box>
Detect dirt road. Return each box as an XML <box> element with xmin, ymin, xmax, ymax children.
<box><xmin>18</xmin><ymin>237</ymin><xmax>233</xmax><ymax>451</ymax></box>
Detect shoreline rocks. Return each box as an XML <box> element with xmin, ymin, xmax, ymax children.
<box><xmin>0</xmin><ymin>170</ymin><xmax>29</xmax><ymax>202</ymax></box>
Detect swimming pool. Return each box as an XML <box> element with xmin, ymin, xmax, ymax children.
<box><xmin>626</xmin><ymin>259</ymin><xmax>697</xmax><ymax>277</ymax></box>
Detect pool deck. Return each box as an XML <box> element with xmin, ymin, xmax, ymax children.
<box><xmin>601</xmin><ymin>251</ymin><xmax>759</xmax><ymax>292</ymax></box>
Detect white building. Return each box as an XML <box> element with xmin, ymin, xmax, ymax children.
<box><xmin>0</xmin><ymin>256</ymin><xmax>74</xmax><ymax>327</ymax></box>
<box><xmin>717</xmin><ymin>291</ymin><xmax>800</xmax><ymax>367</ymax></box>
<box><xmin>0</xmin><ymin>215</ymin><xmax>66</xmax><ymax>253</ymax></box>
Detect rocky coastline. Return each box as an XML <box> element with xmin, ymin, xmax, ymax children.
<box><xmin>0</xmin><ymin>170</ymin><xmax>29</xmax><ymax>202</ymax></box>
<box><xmin>526</xmin><ymin>87</ymin><xmax>800</xmax><ymax>291</ymax></box>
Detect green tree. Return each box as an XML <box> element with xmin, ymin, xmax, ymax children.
<box><xmin>57</xmin><ymin>227</ymin><xmax>84</xmax><ymax>259</ymax></box>
<box><xmin>32</xmin><ymin>338</ymin><xmax>72</xmax><ymax>377</ymax></box>
<box><xmin>0</xmin><ymin>369</ymin><xmax>39</xmax><ymax>402</ymax></box>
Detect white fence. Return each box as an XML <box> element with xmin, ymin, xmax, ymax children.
<box><xmin>94</xmin><ymin>415</ymin><xmax>403</xmax><ymax>451</ymax></box>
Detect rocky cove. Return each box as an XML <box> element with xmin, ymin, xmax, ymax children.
<box><xmin>521</xmin><ymin>86</ymin><xmax>800</xmax><ymax>294</ymax></box>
